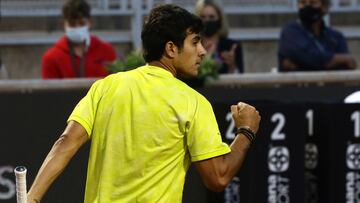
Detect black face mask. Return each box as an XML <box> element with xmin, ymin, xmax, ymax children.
<box><xmin>298</xmin><ymin>6</ymin><xmax>323</xmax><ymax>26</ymax></box>
<box><xmin>202</xmin><ymin>20</ymin><xmax>221</xmax><ymax>37</ymax></box>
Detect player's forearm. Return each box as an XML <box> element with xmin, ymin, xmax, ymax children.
<box><xmin>219</xmin><ymin>134</ymin><xmax>251</xmax><ymax>185</ymax></box>
<box><xmin>27</xmin><ymin>134</ymin><xmax>83</xmax><ymax>202</ymax></box>
<box><xmin>196</xmin><ymin>103</ymin><xmax>260</xmax><ymax>192</ymax></box>
<box><xmin>201</xmin><ymin>134</ymin><xmax>251</xmax><ymax>192</ymax></box>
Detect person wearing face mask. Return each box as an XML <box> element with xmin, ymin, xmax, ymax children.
<box><xmin>278</xmin><ymin>0</ymin><xmax>356</xmax><ymax>71</ymax></box>
<box><xmin>195</xmin><ymin>0</ymin><xmax>243</xmax><ymax>74</ymax></box>
<box><xmin>41</xmin><ymin>0</ymin><xmax>116</xmax><ymax>79</ymax></box>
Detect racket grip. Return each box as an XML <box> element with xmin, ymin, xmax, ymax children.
<box><xmin>14</xmin><ymin>166</ymin><xmax>27</xmax><ymax>203</ymax></box>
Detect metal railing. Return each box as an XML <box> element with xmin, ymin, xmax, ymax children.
<box><xmin>0</xmin><ymin>70</ymin><xmax>360</xmax><ymax>93</ymax></box>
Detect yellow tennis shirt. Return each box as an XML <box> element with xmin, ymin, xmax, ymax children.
<box><xmin>68</xmin><ymin>65</ymin><xmax>230</xmax><ymax>202</ymax></box>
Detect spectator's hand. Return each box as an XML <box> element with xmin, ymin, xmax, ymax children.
<box><xmin>231</xmin><ymin>102</ymin><xmax>260</xmax><ymax>134</ymax></box>
<box><xmin>327</xmin><ymin>54</ymin><xmax>357</xmax><ymax>69</ymax></box>
<box><xmin>346</xmin><ymin>57</ymin><xmax>357</xmax><ymax>69</ymax></box>
<box><xmin>220</xmin><ymin>44</ymin><xmax>237</xmax><ymax>71</ymax></box>
<box><xmin>281</xmin><ymin>58</ymin><xmax>297</xmax><ymax>71</ymax></box>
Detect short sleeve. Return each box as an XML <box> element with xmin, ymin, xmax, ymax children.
<box><xmin>186</xmin><ymin>95</ymin><xmax>230</xmax><ymax>162</ymax></box>
<box><xmin>67</xmin><ymin>79</ymin><xmax>103</xmax><ymax>137</ymax></box>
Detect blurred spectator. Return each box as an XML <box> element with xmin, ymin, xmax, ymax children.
<box><xmin>42</xmin><ymin>0</ymin><xmax>116</xmax><ymax>79</ymax></box>
<box><xmin>0</xmin><ymin>59</ymin><xmax>9</xmax><ymax>79</ymax></box>
<box><xmin>195</xmin><ymin>0</ymin><xmax>243</xmax><ymax>74</ymax></box>
<box><xmin>278</xmin><ymin>0</ymin><xmax>356</xmax><ymax>72</ymax></box>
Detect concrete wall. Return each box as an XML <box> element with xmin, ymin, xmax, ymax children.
<box><xmin>242</xmin><ymin>40</ymin><xmax>279</xmax><ymax>73</ymax></box>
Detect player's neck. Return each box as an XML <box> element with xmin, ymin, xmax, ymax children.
<box><xmin>148</xmin><ymin>60</ymin><xmax>177</xmax><ymax>76</ymax></box>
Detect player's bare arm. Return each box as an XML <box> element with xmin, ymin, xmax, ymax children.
<box><xmin>194</xmin><ymin>102</ymin><xmax>260</xmax><ymax>192</ymax></box>
<box><xmin>27</xmin><ymin>121</ymin><xmax>89</xmax><ymax>203</ymax></box>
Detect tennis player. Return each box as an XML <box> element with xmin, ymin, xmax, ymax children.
<box><xmin>27</xmin><ymin>4</ymin><xmax>260</xmax><ymax>203</ymax></box>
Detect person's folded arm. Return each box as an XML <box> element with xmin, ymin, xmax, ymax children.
<box><xmin>326</xmin><ymin>53</ymin><xmax>357</xmax><ymax>69</ymax></box>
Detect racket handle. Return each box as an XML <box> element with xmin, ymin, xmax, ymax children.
<box><xmin>14</xmin><ymin>166</ymin><xmax>27</xmax><ymax>203</ymax></box>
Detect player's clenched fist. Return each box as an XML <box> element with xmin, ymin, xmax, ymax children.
<box><xmin>230</xmin><ymin>102</ymin><xmax>261</xmax><ymax>135</ymax></box>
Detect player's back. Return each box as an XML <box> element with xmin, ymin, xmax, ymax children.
<box><xmin>81</xmin><ymin>65</ymin><xmax>199</xmax><ymax>202</ymax></box>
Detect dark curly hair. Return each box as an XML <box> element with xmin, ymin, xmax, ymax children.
<box><xmin>141</xmin><ymin>4</ymin><xmax>203</xmax><ymax>62</ymax></box>
<box><xmin>62</xmin><ymin>0</ymin><xmax>91</xmax><ymax>22</ymax></box>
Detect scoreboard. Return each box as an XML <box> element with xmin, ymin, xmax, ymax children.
<box><xmin>208</xmin><ymin>102</ymin><xmax>360</xmax><ymax>203</ymax></box>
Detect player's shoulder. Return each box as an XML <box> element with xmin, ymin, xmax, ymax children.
<box><xmin>194</xmin><ymin>90</ymin><xmax>211</xmax><ymax>106</ymax></box>
<box><xmin>98</xmin><ymin>68</ymin><xmax>145</xmax><ymax>88</ymax></box>
<box><xmin>177</xmin><ymin>81</ymin><xmax>211</xmax><ymax>106</ymax></box>
<box><xmin>99</xmin><ymin>71</ymin><xmax>127</xmax><ymax>85</ymax></box>
<box><xmin>89</xmin><ymin>72</ymin><xmax>125</xmax><ymax>93</ymax></box>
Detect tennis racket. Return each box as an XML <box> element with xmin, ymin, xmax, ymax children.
<box><xmin>14</xmin><ymin>166</ymin><xmax>27</xmax><ymax>203</ymax></box>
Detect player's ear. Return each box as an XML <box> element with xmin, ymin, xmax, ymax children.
<box><xmin>164</xmin><ymin>41</ymin><xmax>178</xmax><ymax>58</ymax></box>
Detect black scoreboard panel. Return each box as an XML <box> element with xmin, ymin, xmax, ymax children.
<box><xmin>209</xmin><ymin>102</ymin><xmax>307</xmax><ymax>203</ymax></box>
<box><xmin>206</xmin><ymin>101</ymin><xmax>360</xmax><ymax>203</ymax></box>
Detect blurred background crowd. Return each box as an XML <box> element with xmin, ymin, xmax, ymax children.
<box><xmin>0</xmin><ymin>0</ymin><xmax>359</xmax><ymax>80</ymax></box>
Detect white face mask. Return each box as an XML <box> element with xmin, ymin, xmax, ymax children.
<box><xmin>65</xmin><ymin>25</ymin><xmax>90</xmax><ymax>46</ymax></box>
